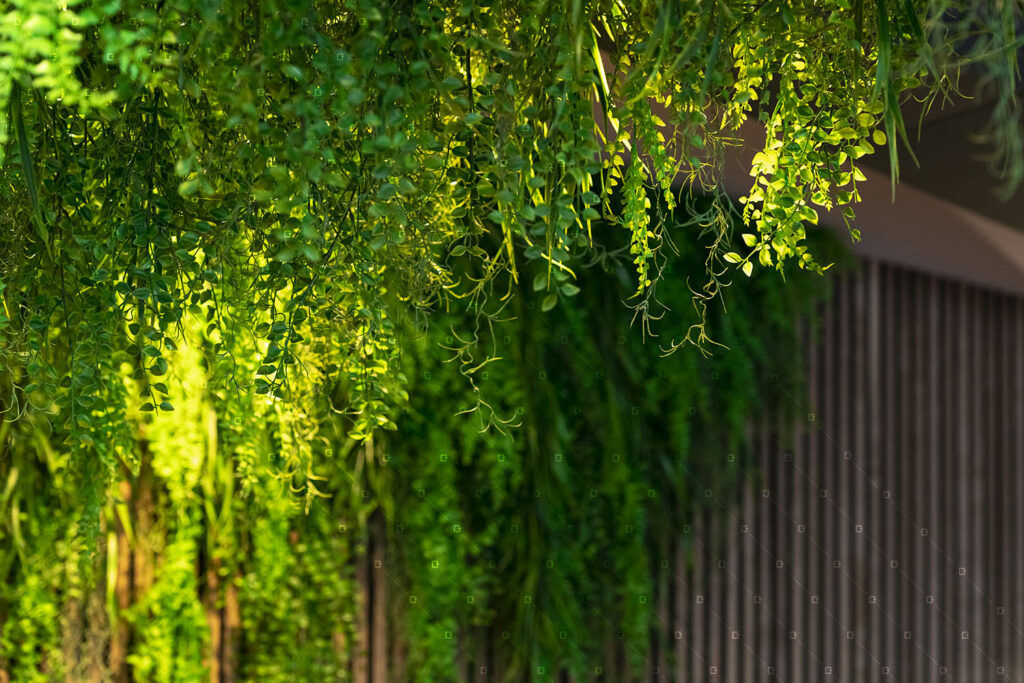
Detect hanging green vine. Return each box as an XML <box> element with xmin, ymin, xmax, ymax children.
<box><xmin>1</xmin><ymin>1</ymin><xmax>1020</xmax><ymax>439</ymax></box>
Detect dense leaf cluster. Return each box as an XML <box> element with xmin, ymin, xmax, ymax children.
<box><xmin>1</xmin><ymin>1</ymin><xmax>1020</xmax><ymax>440</ymax></box>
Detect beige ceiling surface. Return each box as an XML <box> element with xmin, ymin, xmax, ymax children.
<box><xmin>717</xmin><ymin>116</ymin><xmax>1024</xmax><ymax>297</ymax></box>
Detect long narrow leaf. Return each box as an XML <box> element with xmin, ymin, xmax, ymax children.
<box><xmin>11</xmin><ymin>82</ymin><xmax>49</xmax><ymax>254</ymax></box>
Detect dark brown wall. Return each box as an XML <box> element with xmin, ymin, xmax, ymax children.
<box><xmin>676</xmin><ymin>259</ymin><xmax>1024</xmax><ymax>682</ymax></box>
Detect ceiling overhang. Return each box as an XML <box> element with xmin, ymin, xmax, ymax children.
<box><xmin>717</xmin><ymin>119</ymin><xmax>1024</xmax><ymax>297</ymax></box>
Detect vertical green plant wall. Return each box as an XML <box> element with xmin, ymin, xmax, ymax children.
<box><xmin>0</xmin><ymin>197</ymin><xmax>840</xmax><ymax>681</ymax></box>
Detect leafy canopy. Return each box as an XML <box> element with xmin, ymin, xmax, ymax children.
<box><xmin>0</xmin><ymin>0</ymin><xmax>1020</xmax><ymax>445</ymax></box>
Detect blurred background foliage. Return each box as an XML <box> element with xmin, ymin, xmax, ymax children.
<box><xmin>1</xmin><ymin>198</ymin><xmax>844</xmax><ymax>680</ymax></box>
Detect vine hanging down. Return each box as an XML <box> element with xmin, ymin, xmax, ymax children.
<box><xmin>0</xmin><ymin>1</ymin><xmax>1019</xmax><ymax>468</ymax></box>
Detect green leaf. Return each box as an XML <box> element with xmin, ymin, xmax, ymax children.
<box><xmin>12</xmin><ymin>82</ymin><xmax>49</xmax><ymax>254</ymax></box>
<box><xmin>541</xmin><ymin>294</ymin><xmax>557</xmax><ymax>312</ymax></box>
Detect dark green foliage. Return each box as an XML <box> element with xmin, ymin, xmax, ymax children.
<box><xmin>386</xmin><ymin>202</ymin><xmax>843</xmax><ymax>679</ymax></box>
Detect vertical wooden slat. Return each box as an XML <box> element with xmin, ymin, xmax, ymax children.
<box><xmin>1003</xmin><ymin>294</ymin><xmax>1014</xmax><ymax>680</ymax></box>
<box><xmin>110</xmin><ymin>480</ymin><xmax>133</xmax><ymax>683</ymax></box>
<box><xmin>133</xmin><ymin>461</ymin><xmax>155</xmax><ymax>606</ymax></box>
<box><xmin>740</xmin><ymin>475</ymin><xmax>756</xmax><ymax>683</ymax></box>
<box><xmin>1005</xmin><ymin>297</ymin><xmax>1017</xmax><ymax>678</ymax></box>
<box><xmin>791</xmin><ymin>313</ymin><xmax>809</xmax><ymax>683</ymax></box>
<box><xmin>836</xmin><ymin>271</ymin><xmax>852</xmax><ymax>683</ymax></box>
<box><xmin>852</xmin><ymin>262</ymin><xmax>869</xmax><ymax>682</ymax></box>
<box><xmin>371</xmin><ymin>512</ymin><xmax>388</xmax><ymax>683</ymax></box>
<box><xmin>955</xmin><ymin>282</ymin><xmax>970</xmax><ymax>681</ymax></box>
<box><xmin>389</xmin><ymin>595</ymin><xmax>407</xmax><ymax>683</ymax></box>
<box><xmin>777</xmin><ymin>409</ymin><xmax>792</xmax><ymax>682</ymax></box>
<box><xmin>708</xmin><ymin>509</ymin><xmax>722</xmax><ymax>683</ymax></box>
<box><xmin>691</xmin><ymin>505</ymin><xmax>705</xmax><ymax>683</ymax></box>
<box><xmin>725</xmin><ymin>499</ymin><xmax>739</xmax><ymax>683</ymax></box>
<box><xmin>976</xmin><ymin>287</ymin><xmax>988</xmax><ymax>679</ymax></box>
<box><xmin>889</xmin><ymin>267</ymin><xmax>900</xmax><ymax>680</ymax></box>
<box><xmin>603</xmin><ymin>612</ymin><xmax>614</xmax><ymax>679</ymax></box>
<box><xmin>222</xmin><ymin>580</ymin><xmax>240</xmax><ymax>683</ymax></box>
<box><xmin>82</xmin><ymin>552</ymin><xmax>108</xmax><ymax>682</ymax></box>
<box><xmin>969</xmin><ymin>288</ymin><xmax>985</xmax><ymax>682</ymax></box>
<box><xmin>897</xmin><ymin>267</ymin><xmax>912</xmax><ymax>682</ymax></box>
<box><xmin>926</xmin><ymin>276</ymin><xmax>941</xmax><ymax>681</ymax></box>
<box><xmin>999</xmin><ymin>293</ymin><xmax>1012</xmax><ymax>680</ymax></box>
<box><xmin>867</xmin><ymin>260</ymin><xmax>884</xmax><ymax>680</ymax></box>
<box><xmin>817</xmin><ymin>274</ymin><xmax>831</xmax><ymax>681</ymax></box>
<box><xmin>674</xmin><ymin>525</ymin><xmax>689</xmax><ymax>683</ymax></box>
<box><xmin>914</xmin><ymin>271</ymin><xmax>926</xmax><ymax>678</ymax></box>
<box><xmin>807</xmin><ymin>304</ymin><xmax>822</xmax><ymax>682</ymax></box>
<box><xmin>995</xmin><ymin>294</ymin><xmax>1010</xmax><ymax>680</ymax></box>
<box><xmin>943</xmin><ymin>281</ymin><xmax>958</xmax><ymax>680</ymax></box>
<box><xmin>655</xmin><ymin>545</ymin><xmax>669</xmax><ymax>683</ymax></box>
<box><xmin>758</xmin><ymin>427</ymin><xmax>775</xmax><ymax>682</ymax></box>
<box><xmin>984</xmin><ymin>292</ymin><xmax>997</xmax><ymax>681</ymax></box>
<box><xmin>1015</xmin><ymin>298</ymin><xmax>1024</xmax><ymax>680</ymax></box>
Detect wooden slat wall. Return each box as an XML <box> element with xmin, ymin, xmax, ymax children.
<box><xmin>670</xmin><ymin>259</ymin><xmax>1024</xmax><ymax>682</ymax></box>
